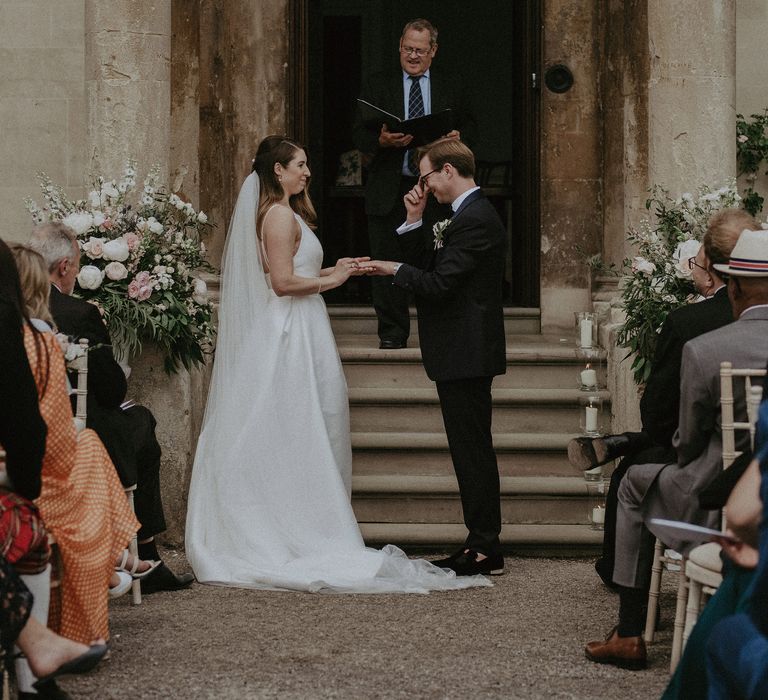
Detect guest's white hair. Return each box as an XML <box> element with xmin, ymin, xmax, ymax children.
<box><xmin>28</xmin><ymin>222</ymin><xmax>78</xmax><ymax>272</ymax></box>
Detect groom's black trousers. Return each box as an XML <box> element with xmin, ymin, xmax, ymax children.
<box><xmin>435</xmin><ymin>376</ymin><xmax>502</xmax><ymax>556</ymax></box>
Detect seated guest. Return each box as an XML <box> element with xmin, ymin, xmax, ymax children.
<box><xmin>706</xmin><ymin>397</ymin><xmax>768</xmax><ymax>698</ymax></box>
<box><xmin>28</xmin><ymin>223</ymin><xmax>193</xmax><ymax>593</ymax></box>
<box><xmin>585</xmin><ymin>229</ymin><xmax>768</xmax><ymax>670</ymax></box>
<box><xmin>1</xmin><ymin>238</ymin><xmax>106</xmax><ymax>699</ymax></box>
<box><xmin>568</xmin><ymin>209</ymin><xmax>757</xmax><ymax>587</ymax></box>
<box><xmin>7</xmin><ymin>243</ymin><xmax>142</xmax><ymax>647</ymax></box>
<box><xmin>0</xmin><ymin>554</ymin><xmax>107</xmax><ymax>697</ymax></box>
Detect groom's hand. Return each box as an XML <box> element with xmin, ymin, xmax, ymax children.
<box><xmin>404</xmin><ymin>182</ymin><xmax>428</xmax><ymax>224</ymax></box>
<box><xmin>366</xmin><ymin>260</ymin><xmax>399</xmax><ymax>276</ymax></box>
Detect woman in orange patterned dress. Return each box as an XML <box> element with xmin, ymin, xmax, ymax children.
<box><xmin>12</xmin><ymin>246</ymin><xmax>140</xmax><ymax>645</ymax></box>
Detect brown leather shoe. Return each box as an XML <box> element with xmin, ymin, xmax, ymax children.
<box><xmin>585</xmin><ymin>627</ymin><xmax>647</xmax><ymax>670</ymax></box>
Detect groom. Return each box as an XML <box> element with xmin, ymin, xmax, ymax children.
<box><xmin>368</xmin><ymin>138</ymin><xmax>507</xmax><ymax>576</ymax></box>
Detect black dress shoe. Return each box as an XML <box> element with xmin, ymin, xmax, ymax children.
<box><xmin>379</xmin><ymin>338</ymin><xmax>406</xmax><ymax>349</ymax></box>
<box><xmin>434</xmin><ymin>550</ymin><xmax>504</xmax><ymax>576</ymax></box>
<box><xmin>567</xmin><ymin>434</ymin><xmax>633</xmax><ymax>470</ymax></box>
<box><xmin>140</xmin><ymin>562</ymin><xmax>194</xmax><ymax>594</ymax></box>
<box><xmin>31</xmin><ymin>643</ymin><xmax>108</xmax><ymax>692</ymax></box>
<box><xmin>22</xmin><ymin>680</ymin><xmax>72</xmax><ymax>700</ymax></box>
<box><xmin>431</xmin><ymin>547</ymin><xmax>466</xmax><ymax>569</ymax></box>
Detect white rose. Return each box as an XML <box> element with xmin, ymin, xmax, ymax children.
<box><xmin>632</xmin><ymin>256</ymin><xmax>656</xmax><ymax>276</ymax></box>
<box><xmin>104</xmin><ymin>261</ymin><xmax>128</xmax><ymax>281</ymax></box>
<box><xmin>102</xmin><ymin>238</ymin><xmax>130</xmax><ymax>262</ymax></box>
<box><xmin>673</xmin><ymin>239</ymin><xmax>701</xmax><ymax>279</ymax></box>
<box><xmin>197</xmin><ymin>211</ymin><xmax>208</xmax><ymax>224</ymax></box>
<box><xmin>92</xmin><ymin>211</ymin><xmax>106</xmax><ymax>228</ymax></box>
<box><xmin>83</xmin><ymin>236</ymin><xmax>106</xmax><ymax>259</ymax></box>
<box><xmin>62</xmin><ymin>211</ymin><xmax>94</xmax><ymax>235</ymax></box>
<box><xmin>77</xmin><ymin>265</ymin><xmax>104</xmax><ymax>290</ymax></box>
<box><xmin>192</xmin><ymin>278</ymin><xmax>208</xmax><ymax>304</ymax></box>
<box><xmin>148</xmin><ymin>220</ymin><xmax>164</xmax><ymax>235</ymax></box>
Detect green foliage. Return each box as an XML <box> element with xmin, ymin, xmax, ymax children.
<box><xmin>617</xmin><ymin>183</ymin><xmax>741</xmax><ymax>385</ymax></box>
<box><xmin>736</xmin><ymin>110</ymin><xmax>768</xmax><ymax>216</ymax></box>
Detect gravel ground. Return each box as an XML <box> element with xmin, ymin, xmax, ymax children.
<box><xmin>61</xmin><ymin>550</ymin><xmax>676</xmax><ymax>699</ymax></box>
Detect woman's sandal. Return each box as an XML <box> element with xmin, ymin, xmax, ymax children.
<box><xmin>109</xmin><ymin>570</ymin><xmax>132</xmax><ymax>598</ymax></box>
<box><xmin>32</xmin><ymin>643</ymin><xmax>108</xmax><ymax>690</ymax></box>
<box><xmin>115</xmin><ymin>550</ymin><xmax>161</xmax><ymax>580</ymax></box>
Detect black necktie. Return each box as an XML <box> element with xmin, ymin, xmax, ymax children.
<box><xmin>407</xmin><ymin>76</ymin><xmax>425</xmax><ymax>176</ymax></box>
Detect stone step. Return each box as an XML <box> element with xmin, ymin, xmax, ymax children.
<box><xmin>328</xmin><ymin>305</ymin><xmax>541</xmax><ymax>336</ymax></box>
<box><xmin>359</xmin><ymin>523</ymin><xmax>603</xmax><ymax>549</ymax></box>
<box><xmin>340</xmin><ymin>334</ymin><xmax>603</xmax><ymax>389</ymax></box>
<box><xmin>348</xmin><ymin>387</ymin><xmax>610</xmax><ymax>433</ymax></box>
<box><xmin>351</xmin><ymin>475</ymin><xmax>593</xmax><ymax>525</ymax></box>
<box><xmin>352</xmin><ymin>431</ymin><xmax>579</xmax><ymax>478</ymax></box>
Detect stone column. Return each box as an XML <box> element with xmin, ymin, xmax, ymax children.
<box><xmin>606</xmin><ymin>0</ymin><xmax>737</xmax><ymax>434</ymax></box>
<box><xmin>85</xmin><ymin>0</ymin><xmax>171</xmax><ymax>179</ymax></box>
<box><xmin>85</xmin><ymin>1</ymin><xmax>196</xmax><ymax>545</ymax></box>
<box><xmin>647</xmin><ymin>0</ymin><xmax>736</xmax><ymax>193</ymax></box>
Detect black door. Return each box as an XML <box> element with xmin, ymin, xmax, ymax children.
<box><xmin>290</xmin><ymin>0</ymin><xmax>540</xmax><ymax>307</ymax></box>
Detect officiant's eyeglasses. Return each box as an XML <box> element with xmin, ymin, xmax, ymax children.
<box><xmin>688</xmin><ymin>256</ymin><xmax>708</xmax><ymax>272</ymax></box>
<box><xmin>400</xmin><ymin>46</ymin><xmax>431</xmax><ymax>57</ymax></box>
<box><xmin>419</xmin><ymin>168</ymin><xmax>441</xmax><ymax>189</ymax></box>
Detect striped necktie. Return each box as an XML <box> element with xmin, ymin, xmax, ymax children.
<box><xmin>407</xmin><ymin>75</ymin><xmax>425</xmax><ymax>176</ymax></box>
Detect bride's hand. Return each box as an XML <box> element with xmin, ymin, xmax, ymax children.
<box><xmin>350</xmin><ymin>256</ymin><xmax>372</xmax><ymax>276</ymax></box>
<box><xmin>332</xmin><ymin>258</ymin><xmax>360</xmax><ymax>283</ymax></box>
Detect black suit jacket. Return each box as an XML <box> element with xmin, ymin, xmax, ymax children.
<box><xmin>48</xmin><ymin>286</ymin><xmax>127</xmax><ymax>415</ymax></box>
<box><xmin>394</xmin><ymin>190</ymin><xmax>506</xmax><ymax>382</ymax></box>
<box><xmin>352</xmin><ymin>68</ymin><xmax>477</xmax><ymax>216</ymax></box>
<box><xmin>640</xmin><ymin>287</ymin><xmax>734</xmax><ymax>448</ymax></box>
<box><xmin>0</xmin><ymin>297</ymin><xmax>45</xmax><ymax>500</ymax></box>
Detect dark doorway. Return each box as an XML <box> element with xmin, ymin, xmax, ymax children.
<box><xmin>291</xmin><ymin>0</ymin><xmax>540</xmax><ymax>307</ymax></box>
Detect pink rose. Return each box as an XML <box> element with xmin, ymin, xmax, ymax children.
<box><xmin>127</xmin><ymin>279</ymin><xmax>141</xmax><ymax>299</ymax></box>
<box><xmin>137</xmin><ymin>285</ymin><xmax>152</xmax><ymax>301</ymax></box>
<box><xmin>124</xmin><ymin>232</ymin><xmax>140</xmax><ymax>251</ymax></box>
<box><xmin>102</xmin><ymin>219</ymin><xmax>114</xmax><ymax>230</ymax></box>
<box><xmin>135</xmin><ymin>270</ymin><xmax>151</xmax><ymax>286</ymax></box>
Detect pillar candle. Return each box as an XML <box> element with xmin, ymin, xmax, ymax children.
<box><xmin>580</xmin><ymin>318</ymin><xmax>593</xmax><ymax>348</ymax></box>
<box><xmin>592</xmin><ymin>505</ymin><xmax>605</xmax><ymax>524</ymax></box>
<box><xmin>580</xmin><ymin>368</ymin><xmax>597</xmax><ymax>387</ymax></box>
<box><xmin>585</xmin><ymin>406</ymin><xmax>598</xmax><ymax>432</ymax></box>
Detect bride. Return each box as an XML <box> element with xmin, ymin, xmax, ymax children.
<box><xmin>185</xmin><ymin>136</ymin><xmax>489</xmax><ymax>593</ymax></box>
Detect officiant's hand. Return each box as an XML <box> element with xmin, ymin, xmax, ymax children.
<box><xmin>716</xmin><ymin>531</ymin><xmax>758</xmax><ymax>569</ymax></box>
<box><xmin>379</xmin><ymin>124</ymin><xmax>413</xmax><ymax>148</ymax></box>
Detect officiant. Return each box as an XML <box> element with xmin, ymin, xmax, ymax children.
<box><xmin>352</xmin><ymin>17</ymin><xmax>476</xmax><ymax>349</ymax></box>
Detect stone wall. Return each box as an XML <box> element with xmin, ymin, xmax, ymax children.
<box><xmin>0</xmin><ymin>0</ymin><xmax>87</xmax><ymax>242</ymax></box>
<box><xmin>539</xmin><ymin>0</ymin><xmax>602</xmax><ymax>329</ymax></box>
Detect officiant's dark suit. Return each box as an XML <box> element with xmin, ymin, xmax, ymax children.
<box><xmin>49</xmin><ymin>285</ymin><xmax>166</xmax><ymax>540</ymax></box>
<box><xmin>394</xmin><ymin>181</ymin><xmax>507</xmax><ymax>560</ymax></box>
<box><xmin>352</xmin><ymin>19</ymin><xmax>476</xmax><ymax>348</ymax></box>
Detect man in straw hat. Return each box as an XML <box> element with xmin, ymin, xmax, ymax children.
<box><xmin>585</xmin><ymin>228</ymin><xmax>768</xmax><ymax>670</ymax></box>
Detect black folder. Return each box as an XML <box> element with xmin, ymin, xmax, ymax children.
<box><xmin>357</xmin><ymin>99</ymin><xmax>454</xmax><ymax>148</ymax></box>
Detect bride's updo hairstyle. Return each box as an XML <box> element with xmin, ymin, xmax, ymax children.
<box><xmin>253</xmin><ymin>135</ymin><xmax>317</xmax><ymax>234</ymax></box>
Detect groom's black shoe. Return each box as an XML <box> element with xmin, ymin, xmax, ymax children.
<box><xmin>567</xmin><ymin>434</ymin><xmax>633</xmax><ymax>471</ymax></box>
<box><xmin>379</xmin><ymin>338</ymin><xmax>407</xmax><ymax>350</ymax></box>
<box><xmin>433</xmin><ymin>549</ymin><xmax>504</xmax><ymax>576</ymax></box>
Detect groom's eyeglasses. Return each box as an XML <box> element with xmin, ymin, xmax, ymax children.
<box><xmin>419</xmin><ymin>168</ymin><xmax>441</xmax><ymax>189</ymax></box>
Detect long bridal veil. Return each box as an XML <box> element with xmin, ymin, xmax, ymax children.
<box><xmin>186</xmin><ymin>171</ymin><xmax>490</xmax><ymax>594</ymax></box>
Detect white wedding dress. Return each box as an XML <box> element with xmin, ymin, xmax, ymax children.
<box><xmin>185</xmin><ymin>173</ymin><xmax>489</xmax><ymax>593</ymax></box>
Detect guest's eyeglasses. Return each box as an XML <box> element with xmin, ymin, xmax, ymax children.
<box><xmin>400</xmin><ymin>46</ymin><xmax>431</xmax><ymax>57</ymax></box>
<box><xmin>688</xmin><ymin>256</ymin><xmax>708</xmax><ymax>272</ymax></box>
<box><xmin>419</xmin><ymin>168</ymin><xmax>441</xmax><ymax>189</ymax></box>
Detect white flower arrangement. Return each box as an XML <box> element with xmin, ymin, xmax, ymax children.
<box><xmin>26</xmin><ymin>161</ymin><xmax>215</xmax><ymax>372</ymax></box>
<box><xmin>432</xmin><ymin>219</ymin><xmax>451</xmax><ymax>249</ymax></box>
<box><xmin>618</xmin><ymin>182</ymin><xmax>742</xmax><ymax>384</ymax></box>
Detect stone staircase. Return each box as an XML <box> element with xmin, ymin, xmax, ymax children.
<box><xmin>331</xmin><ymin>306</ymin><xmax>605</xmax><ymax>552</ymax></box>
